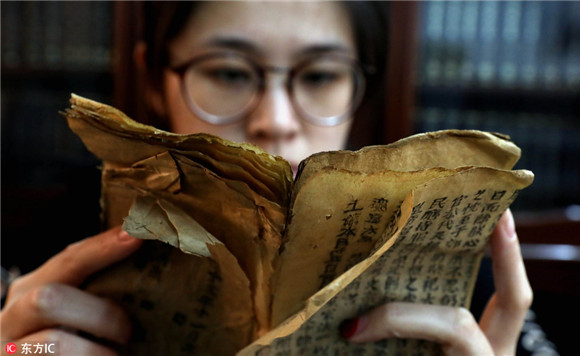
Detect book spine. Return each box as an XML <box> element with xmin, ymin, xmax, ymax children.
<box><xmin>459</xmin><ymin>1</ymin><xmax>479</xmax><ymax>87</ymax></box>
<box><xmin>442</xmin><ymin>1</ymin><xmax>462</xmax><ymax>86</ymax></box>
<box><xmin>416</xmin><ymin>107</ymin><xmax>443</xmax><ymax>133</ymax></box>
<box><xmin>476</xmin><ymin>1</ymin><xmax>500</xmax><ymax>87</ymax></box>
<box><xmin>520</xmin><ymin>2</ymin><xmax>541</xmax><ymax>88</ymax></box>
<box><xmin>43</xmin><ymin>2</ymin><xmax>63</xmax><ymax>70</ymax></box>
<box><xmin>61</xmin><ymin>2</ymin><xmax>87</xmax><ymax>69</ymax></box>
<box><xmin>538</xmin><ymin>1</ymin><xmax>561</xmax><ymax>89</ymax></box>
<box><xmin>416</xmin><ymin>2</ymin><xmax>430</xmax><ymax>86</ymax></box>
<box><xmin>564</xmin><ymin>2</ymin><xmax>580</xmax><ymax>89</ymax></box>
<box><xmin>22</xmin><ymin>2</ymin><xmax>44</xmax><ymax>69</ymax></box>
<box><xmin>422</xmin><ymin>1</ymin><xmax>446</xmax><ymax>86</ymax></box>
<box><xmin>91</xmin><ymin>2</ymin><xmax>112</xmax><ymax>69</ymax></box>
<box><xmin>463</xmin><ymin>109</ymin><xmax>483</xmax><ymax>131</ymax></box>
<box><xmin>498</xmin><ymin>1</ymin><xmax>522</xmax><ymax>88</ymax></box>
<box><xmin>1</xmin><ymin>1</ymin><xmax>22</xmax><ymax>69</ymax></box>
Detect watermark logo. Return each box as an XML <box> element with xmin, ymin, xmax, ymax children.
<box><xmin>3</xmin><ymin>342</ymin><xmax>57</xmax><ymax>354</ymax></box>
<box><xmin>5</xmin><ymin>343</ymin><xmax>17</xmax><ymax>354</ymax></box>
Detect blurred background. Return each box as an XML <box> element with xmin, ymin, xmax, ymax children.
<box><xmin>2</xmin><ymin>2</ymin><xmax>579</xmax><ymax>355</ymax></box>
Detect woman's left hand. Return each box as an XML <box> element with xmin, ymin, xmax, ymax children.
<box><xmin>341</xmin><ymin>209</ymin><xmax>532</xmax><ymax>356</ymax></box>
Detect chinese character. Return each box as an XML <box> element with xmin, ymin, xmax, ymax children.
<box><xmin>429</xmin><ymin>197</ymin><xmax>447</xmax><ymax>209</ymax></box>
<box><xmin>365</xmin><ymin>212</ymin><xmax>382</xmax><ymax>224</ymax></box>
<box><xmin>33</xmin><ymin>343</ymin><xmax>44</xmax><ymax>354</ymax></box>
<box><xmin>491</xmin><ymin>190</ymin><xmax>507</xmax><ymax>200</ymax></box>
<box><xmin>473</xmin><ymin>189</ymin><xmax>486</xmax><ymax>200</ymax></box>
<box><xmin>451</xmin><ymin>194</ymin><xmax>468</xmax><ymax>208</ymax></box>
<box><xmin>344</xmin><ymin>199</ymin><xmax>363</xmax><ymax>213</ymax></box>
<box><xmin>370</xmin><ymin>197</ymin><xmax>388</xmax><ymax>212</ymax></box>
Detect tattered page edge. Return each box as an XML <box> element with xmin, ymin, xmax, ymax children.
<box><xmin>237</xmin><ymin>191</ymin><xmax>414</xmax><ymax>355</ymax></box>
<box><xmin>105</xmin><ymin>153</ymin><xmax>284</xmax><ymax>335</ymax></box>
<box><xmin>408</xmin><ymin>167</ymin><xmax>535</xmax><ymax>311</ymax></box>
<box><xmin>85</xmin><ymin>196</ymin><xmax>257</xmax><ymax>354</ymax></box>
<box><xmin>240</xmin><ymin>167</ymin><xmax>534</xmax><ymax>355</ymax></box>
<box><xmin>294</xmin><ymin>129</ymin><xmax>521</xmax><ymax>196</ymax></box>
<box><xmin>63</xmin><ymin>94</ymin><xmax>293</xmax><ymax>206</ymax></box>
<box><xmin>123</xmin><ymin>195</ymin><xmax>221</xmax><ymax>257</ymax></box>
<box><xmin>67</xmin><ymin>94</ymin><xmax>287</xmax><ymax>162</ymax></box>
<box><xmin>271</xmin><ymin>166</ymin><xmax>472</xmax><ymax>325</ymax></box>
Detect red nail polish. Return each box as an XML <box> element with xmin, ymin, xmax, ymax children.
<box><xmin>339</xmin><ymin>318</ymin><xmax>359</xmax><ymax>339</ymax></box>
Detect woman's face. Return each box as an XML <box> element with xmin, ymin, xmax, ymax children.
<box><xmin>160</xmin><ymin>1</ymin><xmax>357</xmax><ymax>174</ymax></box>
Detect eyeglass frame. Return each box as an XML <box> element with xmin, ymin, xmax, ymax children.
<box><xmin>168</xmin><ymin>51</ymin><xmax>370</xmax><ymax>126</ymax></box>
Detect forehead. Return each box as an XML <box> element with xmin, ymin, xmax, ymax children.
<box><xmin>169</xmin><ymin>1</ymin><xmax>355</xmax><ymax>63</ymax></box>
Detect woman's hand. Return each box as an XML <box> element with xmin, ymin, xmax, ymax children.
<box><xmin>1</xmin><ymin>227</ymin><xmax>142</xmax><ymax>356</ymax></box>
<box><xmin>340</xmin><ymin>209</ymin><xmax>533</xmax><ymax>356</ymax></box>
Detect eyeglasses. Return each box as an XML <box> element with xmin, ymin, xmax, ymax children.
<box><xmin>169</xmin><ymin>52</ymin><xmax>367</xmax><ymax>126</ymax></box>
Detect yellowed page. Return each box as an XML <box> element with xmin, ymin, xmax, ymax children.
<box><xmin>271</xmin><ymin>167</ymin><xmax>467</xmax><ymax>326</ymax></box>
<box><xmin>294</xmin><ymin>130</ymin><xmax>520</xmax><ymax>197</ymax></box>
<box><xmin>99</xmin><ymin>151</ymin><xmax>283</xmax><ymax>334</ymax></box>
<box><xmin>64</xmin><ymin>95</ymin><xmax>291</xmax><ymax>334</ymax></box>
<box><xmin>240</xmin><ymin>167</ymin><xmax>533</xmax><ymax>356</ymax></box>
<box><xmin>64</xmin><ymin>94</ymin><xmax>292</xmax><ymax>207</ymax></box>
<box><xmin>64</xmin><ymin>96</ymin><xmax>535</xmax><ymax>355</ymax></box>
<box><xmin>86</xmin><ymin>198</ymin><xmax>254</xmax><ymax>356</ymax></box>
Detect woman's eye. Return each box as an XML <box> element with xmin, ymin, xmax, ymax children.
<box><xmin>299</xmin><ymin>71</ymin><xmax>340</xmax><ymax>87</ymax></box>
<box><xmin>205</xmin><ymin>68</ymin><xmax>253</xmax><ymax>86</ymax></box>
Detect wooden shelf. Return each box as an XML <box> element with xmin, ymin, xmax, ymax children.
<box><xmin>515</xmin><ymin>210</ymin><xmax>580</xmax><ymax>246</ymax></box>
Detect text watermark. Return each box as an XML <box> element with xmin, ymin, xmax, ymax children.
<box><xmin>3</xmin><ymin>342</ymin><xmax>58</xmax><ymax>355</ymax></box>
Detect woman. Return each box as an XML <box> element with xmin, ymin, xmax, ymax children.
<box><xmin>1</xmin><ymin>2</ymin><xmax>531</xmax><ymax>355</ymax></box>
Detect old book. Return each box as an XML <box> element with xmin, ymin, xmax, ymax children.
<box><xmin>63</xmin><ymin>94</ymin><xmax>533</xmax><ymax>356</ymax></box>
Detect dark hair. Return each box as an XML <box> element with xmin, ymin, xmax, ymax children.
<box><xmin>141</xmin><ymin>1</ymin><xmax>390</xmax><ymax>147</ymax></box>
<box><xmin>143</xmin><ymin>1</ymin><xmax>198</xmax><ymax>89</ymax></box>
<box><xmin>340</xmin><ymin>1</ymin><xmax>390</xmax><ymax>148</ymax></box>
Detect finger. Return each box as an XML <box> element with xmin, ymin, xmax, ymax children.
<box><xmin>341</xmin><ymin>302</ymin><xmax>493</xmax><ymax>356</ymax></box>
<box><xmin>6</xmin><ymin>227</ymin><xmax>142</xmax><ymax>302</ymax></box>
<box><xmin>479</xmin><ymin>209</ymin><xmax>533</xmax><ymax>354</ymax></box>
<box><xmin>1</xmin><ymin>283</ymin><xmax>132</xmax><ymax>345</ymax></box>
<box><xmin>7</xmin><ymin>328</ymin><xmax>118</xmax><ymax>356</ymax></box>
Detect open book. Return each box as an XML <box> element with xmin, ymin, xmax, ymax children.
<box><xmin>64</xmin><ymin>94</ymin><xmax>533</xmax><ymax>356</ymax></box>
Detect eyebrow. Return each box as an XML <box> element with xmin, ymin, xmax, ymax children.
<box><xmin>297</xmin><ymin>44</ymin><xmax>355</xmax><ymax>58</ymax></box>
<box><xmin>203</xmin><ymin>37</ymin><xmax>261</xmax><ymax>55</ymax></box>
<box><xmin>203</xmin><ymin>36</ymin><xmax>355</xmax><ymax>60</ymax></box>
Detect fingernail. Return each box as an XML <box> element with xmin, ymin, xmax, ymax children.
<box><xmin>502</xmin><ymin>210</ymin><xmax>516</xmax><ymax>240</ymax></box>
<box><xmin>339</xmin><ymin>316</ymin><xmax>368</xmax><ymax>339</ymax></box>
<box><xmin>118</xmin><ymin>229</ymin><xmax>133</xmax><ymax>241</ymax></box>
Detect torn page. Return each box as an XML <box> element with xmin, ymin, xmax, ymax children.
<box><xmin>239</xmin><ymin>167</ymin><xmax>533</xmax><ymax>356</ymax></box>
<box><xmin>100</xmin><ymin>151</ymin><xmax>284</xmax><ymax>334</ymax></box>
<box><xmin>294</xmin><ymin>130</ymin><xmax>521</xmax><ymax>195</ymax></box>
<box><xmin>85</xmin><ymin>197</ymin><xmax>254</xmax><ymax>356</ymax></box>
<box><xmin>271</xmin><ymin>167</ymin><xmax>465</xmax><ymax>326</ymax></box>
<box><xmin>64</xmin><ymin>94</ymin><xmax>293</xmax><ymax>207</ymax></box>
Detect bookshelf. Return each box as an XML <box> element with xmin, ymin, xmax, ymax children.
<box><xmin>1</xmin><ymin>2</ymin><xmax>113</xmax><ymax>272</ymax></box>
<box><xmin>1</xmin><ymin>1</ymin><xmax>113</xmax><ymax>166</ymax></box>
<box><xmin>416</xmin><ymin>1</ymin><xmax>580</xmax><ymax>90</ymax></box>
<box><xmin>414</xmin><ymin>1</ymin><xmax>580</xmax><ymax>212</ymax></box>
<box><xmin>412</xmin><ymin>2</ymin><xmax>580</xmax><ymax>353</ymax></box>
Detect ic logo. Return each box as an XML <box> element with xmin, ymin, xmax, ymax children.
<box><xmin>5</xmin><ymin>342</ymin><xmax>17</xmax><ymax>354</ymax></box>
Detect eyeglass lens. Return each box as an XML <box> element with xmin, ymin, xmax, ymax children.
<box><xmin>294</xmin><ymin>58</ymin><xmax>356</xmax><ymax>119</ymax></box>
<box><xmin>182</xmin><ymin>55</ymin><xmax>361</xmax><ymax>125</ymax></box>
<box><xmin>185</xmin><ymin>56</ymin><xmax>260</xmax><ymax>118</ymax></box>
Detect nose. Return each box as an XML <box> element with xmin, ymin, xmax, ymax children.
<box><xmin>245</xmin><ymin>75</ymin><xmax>300</xmax><ymax>149</ymax></box>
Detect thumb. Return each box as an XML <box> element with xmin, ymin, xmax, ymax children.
<box><xmin>8</xmin><ymin>227</ymin><xmax>142</xmax><ymax>301</ymax></box>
